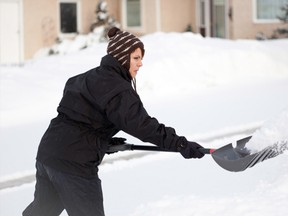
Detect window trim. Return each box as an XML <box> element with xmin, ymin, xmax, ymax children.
<box><xmin>58</xmin><ymin>0</ymin><xmax>81</xmax><ymax>37</ymax></box>
<box><xmin>252</xmin><ymin>0</ymin><xmax>285</xmax><ymax>23</ymax></box>
<box><xmin>121</xmin><ymin>0</ymin><xmax>143</xmax><ymax>32</ymax></box>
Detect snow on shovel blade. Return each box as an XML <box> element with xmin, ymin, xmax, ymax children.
<box><xmin>211</xmin><ymin>136</ymin><xmax>288</xmax><ymax>172</ymax></box>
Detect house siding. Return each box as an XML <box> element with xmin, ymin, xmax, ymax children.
<box><xmin>160</xmin><ymin>0</ymin><xmax>196</xmax><ymax>33</ymax></box>
<box><xmin>81</xmin><ymin>0</ymin><xmax>97</xmax><ymax>33</ymax></box>
<box><xmin>106</xmin><ymin>0</ymin><xmax>121</xmax><ymax>23</ymax></box>
<box><xmin>3</xmin><ymin>0</ymin><xmax>287</xmax><ymax>63</ymax></box>
<box><xmin>23</xmin><ymin>0</ymin><xmax>58</xmax><ymax>59</ymax></box>
<box><xmin>22</xmin><ymin>0</ymin><xmax>99</xmax><ymax>60</ymax></box>
<box><xmin>122</xmin><ymin>0</ymin><xmax>196</xmax><ymax>35</ymax></box>
<box><xmin>142</xmin><ymin>0</ymin><xmax>158</xmax><ymax>33</ymax></box>
<box><xmin>230</xmin><ymin>0</ymin><xmax>288</xmax><ymax>39</ymax></box>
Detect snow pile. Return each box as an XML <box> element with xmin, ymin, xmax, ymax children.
<box><xmin>138</xmin><ymin>32</ymin><xmax>288</xmax><ymax>96</ymax></box>
<box><xmin>34</xmin><ymin>29</ymin><xmax>106</xmax><ymax>58</ymax></box>
<box><xmin>247</xmin><ymin>108</ymin><xmax>288</xmax><ymax>153</ymax></box>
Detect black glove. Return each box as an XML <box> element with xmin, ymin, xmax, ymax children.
<box><xmin>109</xmin><ymin>137</ymin><xmax>126</xmax><ymax>145</ymax></box>
<box><xmin>106</xmin><ymin>137</ymin><xmax>127</xmax><ymax>155</ymax></box>
<box><xmin>180</xmin><ymin>141</ymin><xmax>205</xmax><ymax>159</ymax></box>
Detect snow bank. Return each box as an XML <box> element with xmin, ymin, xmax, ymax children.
<box><xmin>138</xmin><ymin>32</ymin><xmax>288</xmax><ymax>97</ymax></box>
<box><xmin>247</xmin><ymin>107</ymin><xmax>288</xmax><ymax>152</ymax></box>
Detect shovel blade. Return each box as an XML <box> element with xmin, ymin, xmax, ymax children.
<box><xmin>211</xmin><ymin>136</ymin><xmax>288</xmax><ymax>172</ymax></box>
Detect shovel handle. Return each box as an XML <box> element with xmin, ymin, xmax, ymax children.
<box><xmin>199</xmin><ymin>148</ymin><xmax>215</xmax><ymax>154</ymax></box>
<box><xmin>107</xmin><ymin>144</ymin><xmax>215</xmax><ymax>154</ymax></box>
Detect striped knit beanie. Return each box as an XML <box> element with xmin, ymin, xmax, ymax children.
<box><xmin>107</xmin><ymin>27</ymin><xmax>145</xmax><ymax>70</ymax></box>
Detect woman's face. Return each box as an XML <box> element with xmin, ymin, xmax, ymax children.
<box><xmin>129</xmin><ymin>48</ymin><xmax>143</xmax><ymax>79</ymax></box>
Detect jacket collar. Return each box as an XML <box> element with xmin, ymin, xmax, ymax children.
<box><xmin>100</xmin><ymin>54</ymin><xmax>132</xmax><ymax>82</ymax></box>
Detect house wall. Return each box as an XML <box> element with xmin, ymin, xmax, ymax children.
<box><xmin>160</xmin><ymin>0</ymin><xmax>196</xmax><ymax>32</ymax></box>
<box><xmin>228</xmin><ymin>0</ymin><xmax>233</xmax><ymax>39</ymax></box>
<box><xmin>119</xmin><ymin>0</ymin><xmax>158</xmax><ymax>36</ymax></box>
<box><xmin>19</xmin><ymin>0</ymin><xmax>288</xmax><ymax>61</ymax></box>
<box><xmin>122</xmin><ymin>0</ymin><xmax>197</xmax><ymax>35</ymax></box>
<box><xmin>81</xmin><ymin>0</ymin><xmax>99</xmax><ymax>33</ymax></box>
<box><xmin>23</xmin><ymin>0</ymin><xmax>58</xmax><ymax>59</ymax></box>
<box><xmin>23</xmin><ymin>0</ymin><xmax>99</xmax><ymax>60</ymax></box>
<box><xmin>106</xmin><ymin>0</ymin><xmax>121</xmax><ymax>22</ymax></box>
<box><xmin>142</xmin><ymin>0</ymin><xmax>158</xmax><ymax>33</ymax></box>
<box><xmin>230</xmin><ymin>0</ymin><xmax>287</xmax><ymax>39</ymax></box>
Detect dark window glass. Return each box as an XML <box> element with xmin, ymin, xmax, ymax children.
<box><xmin>60</xmin><ymin>3</ymin><xmax>77</xmax><ymax>33</ymax></box>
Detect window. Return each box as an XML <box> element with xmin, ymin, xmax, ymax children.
<box><xmin>213</xmin><ymin>0</ymin><xmax>226</xmax><ymax>38</ymax></box>
<box><xmin>255</xmin><ymin>0</ymin><xmax>288</xmax><ymax>21</ymax></box>
<box><xmin>60</xmin><ymin>2</ymin><xmax>77</xmax><ymax>33</ymax></box>
<box><xmin>200</xmin><ymin>0</ymin><xmax>205</xmax><ymax>26</ymax></box>
<box><xmin>126</xmin><ymin>0</ymin><xmax>141</xmax><ymax>27</ymax></box>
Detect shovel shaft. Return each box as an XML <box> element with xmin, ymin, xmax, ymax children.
<box><xmin>107</xmin><ymin>144</ymin><xmax>175</xmax><ymax>153</ymax></box>
<box><xmin>131</xmin><ymin>145</ymin><xmax>172</xmax><ymax>152</ymax></box>
<box><xmin>107</xmin><ymin>144</ymin><xmax>214</xmax><ymax>154</ymax></box>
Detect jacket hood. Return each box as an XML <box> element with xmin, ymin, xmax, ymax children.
<box><xmin>100</xmin><ymin>54</ymin><xmax>132</xmax><ymax>82</ymax></box>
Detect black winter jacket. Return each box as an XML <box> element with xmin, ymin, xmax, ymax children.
<box><xmin>37</xmin><ymin>55</ymin><xmax>186</xmax><ymax>177</ymax></box>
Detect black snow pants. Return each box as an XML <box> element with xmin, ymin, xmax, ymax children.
<box><xmin>22</xmin><ymin>161</ymin><xmax>105</xmax><ymax>216</ymax></box>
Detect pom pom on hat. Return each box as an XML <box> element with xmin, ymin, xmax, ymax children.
<box><xmin>107</xmin><ymin>27</ymin><xmax>145</xmax><ymax>70</ymax></box>
<box><xmin>107</xmin><ymin>27</ymin><xmax>120</xmax><ymax>38</ymax></box>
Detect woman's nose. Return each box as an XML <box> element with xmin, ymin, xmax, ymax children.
<box><xmin>138</xmin><ymin>60</ymin><xmax>143</xmax><ymax>67</ymax></box>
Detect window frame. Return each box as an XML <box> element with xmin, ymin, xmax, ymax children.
<box><xmin>58</xmin><ymin>0</ymin><xmax>81</xmax><ymax>37</ymax></box>
<box><xmin>121</xmin><ymin>0</ymin><xmax>143</xmax><ymax>31</ymax></box>
<box><xmin>253</xmin><ymin>0</ymin><xmax>288</xmax><ymax>23</ymax></box>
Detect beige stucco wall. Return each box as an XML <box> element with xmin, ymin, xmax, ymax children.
<box><xmin>23</xmin><ymin>0</ymin><xmax>58</xmax><ymax>59</ymax></box>
<box><xmin>21</xmin><ymin>0</ymin><xmax>287</xmax><ymax>60</ymax></box>
<box><xmin>106</xmin><ymin>0</ymin><xmax>121</xmax><ymax>22</ymax></box>
<box><xmin>113</xmin><ymin>0</ymin><xmax>158</xmax><ymax>36</ymax></box>
<box><xmin>23</xmin><ymin>0</ymin><xmax>99</xmax><ymax>60</ymax></box>
<box><xmin>22</xmin><ymin>0</ymin><xmax>198</xmax><ymax>60</ymax></box>
<box><xmin>142</xmin><ymin>0</ymin><xmax>158</xmax><ymax>34</ymax></box>
<box><xmin>230</xmin><ymin>0</ymin><xmax>287</xmax><ymax>39</ymax></box>
<box><xmin>160</xmin><ymin>0</ymin><xmax>195</xmax><ymax>32</ymax></box>
<box><xmin>125</xmin><ymin>0</ymin><xmax>197</xmax><ymax>35</ymax></box>
<box><xmin>81</xmin><ymin>0</ymin><xmax>98</xmax><ymax>33</ymax></box>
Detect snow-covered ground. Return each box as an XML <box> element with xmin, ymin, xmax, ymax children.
<box><xmin>1</xmin><ymin>32</ymin><xmax>288</xmax><ymax>216</ymax></box>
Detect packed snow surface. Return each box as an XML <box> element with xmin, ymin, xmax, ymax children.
<box><xmin>1</xmin><ymin>32</ymin><xmax>288</xmax><ymax>216</ymax></box>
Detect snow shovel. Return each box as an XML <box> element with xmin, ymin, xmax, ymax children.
<box><xmin>106</xmin><ymin>136</ymin><xmax>288</xmax><ymax>172</ymax></box>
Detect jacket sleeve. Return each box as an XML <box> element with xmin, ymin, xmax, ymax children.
<box><xmin>105</xmin><ymin>89</ymin><xmax>186</xmax><ymax>151</ymax></box>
